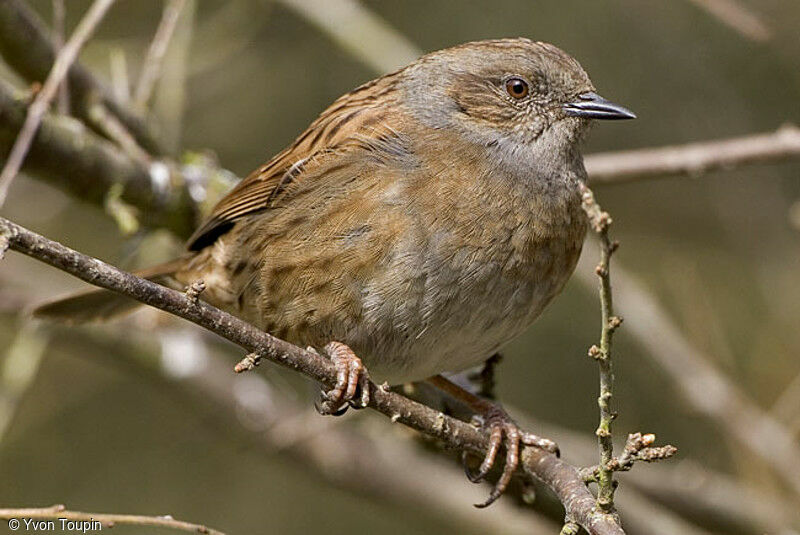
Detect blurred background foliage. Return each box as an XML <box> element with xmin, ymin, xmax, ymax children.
<box><xmin>1</xmin><ymin>1</ymin><xmax>799</xmax><ymax>534</ymax></box>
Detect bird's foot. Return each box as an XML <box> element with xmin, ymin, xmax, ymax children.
<box><xmin>315</xmin><ymin>341</ymin><xmax>370</xmax><ymax>416</ymax></box>
<box><xmin>464</xmin><ymin>403</ymin><xmax>559</xmax><ymax>508</ymax></box>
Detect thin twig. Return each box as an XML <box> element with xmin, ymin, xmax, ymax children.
<box><xmin>684</xmin><ymin>0</ymin><xmax>772</xmax><ymax>42</ymax></box>
<box><xmin>51</xmin><ymin>0</ymin><xmax>69</xmax><ymax>114</ymax></box>
<box><xmin>607</xmin><ymin>433</ymin><xmax>677</xmax><ymax>472</ymax></box>
<box><xmin>0</xmin><ymin>216</ymin><xmax>625</xmax><ymax>535</ymax></box>
<box><xmin>581</xmin><ymin>433</ymin><xmax>677</xmax><ymax>483</ymax></box>
<box><xmin>579</xmin><ymin>186</ymin><xmax>677</xmax><ymax>515</ymax></box>
<box><xmin>0</xmin><ymin>0</ymin><xmax>116</xmax><ymax>208</ymax></box>
<box><xmin>134</xmin><ymin>0</ymin><xmax>187</xmax><ymax>109</ymax></box>
<box><xmin>0</xmin><ymin>505</ymin><xmax>226</xmax><ymax>535</ymax></box>
<box><xmin>584</xmin><ymin>124</ymin><xmax>800</xmax><ymax>184</ymax></box>
<box><xmin>580</xmin><ymin>183</ymin><xmax>622</xmax><ymax>513</ymax></box>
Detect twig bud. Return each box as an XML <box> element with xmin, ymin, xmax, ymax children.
<box><xmin>185</xmin><ymin>280</ymin><xmax>206</xmax><ymax>303</ymax></box>
<box><xmin>234</xmin><ymin>352</ymin><xmax>260</xmax><ymax>373</ymax></box>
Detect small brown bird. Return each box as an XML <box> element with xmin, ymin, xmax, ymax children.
<box><xmin>37</xmin><ymin>38</ymin><xmax>634</xmax><ymax>506</ymax></box>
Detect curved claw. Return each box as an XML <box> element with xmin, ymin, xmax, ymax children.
<box><xmin>475</xmin><ymin>486</ymin><xmax>503</xmax><ymax>509</ymax></box>
<box><xmin>331</xmin><ymin>404</ymin><xmax>350</xmax><ymax>417</ymax></box>
<box><xmin>314</xmin><ymin>392</ymin><xmax>350</xmax><ymax>416</ymax></box>
<box><xmin>462</xmin><ymin>451</ymin><xmax>486</xmax><ymax>483</ymax></box>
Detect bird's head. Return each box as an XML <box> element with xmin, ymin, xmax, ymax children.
<box><xmin>402</xmin><ymin>38</ymin><xmax>635</xmax><ymax>149</ymax></box>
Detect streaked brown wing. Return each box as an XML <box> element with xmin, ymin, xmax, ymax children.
<box><xmin>187</xmin><ymin>71</ymin><xmax>404</xmax><ymax>251</ymax></box>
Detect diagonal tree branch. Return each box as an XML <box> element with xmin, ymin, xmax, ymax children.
<box><xmin>59</xmin><ymin>327</ymin><xmax>559</xmax><ymax>535</ymax></box>
<box><xmin>0</xmin><ymin>215</ymin><xmax>626</xmax><ymax>535</ymax></box>
<box><xmin>0</xmin><ymin>0</ymin><xmax>164</xmax><ymax>155</ymax></box>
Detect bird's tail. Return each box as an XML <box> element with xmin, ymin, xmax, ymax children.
<box><xmin>33</xmin><ymin>258</ymin><xmax>187</xmax><ymax>324</ymax></box>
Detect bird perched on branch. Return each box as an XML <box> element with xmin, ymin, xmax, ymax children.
<box><xmin>36</xmin><ymin>38</ymin><xmax>634</xmax><ymax>506</ymax></box>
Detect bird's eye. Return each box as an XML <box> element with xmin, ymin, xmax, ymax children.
<box><xmin>505</xmin><ymin>77</ymin><xmax>529</xmax><ymax>99</ymax></box>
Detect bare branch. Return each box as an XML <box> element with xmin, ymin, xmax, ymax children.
<box><xmin>580</xmin><ymin>185</ymin><xmax>676</xmax><ymax>516</ymax></box>
<box><xmin>0</xmin><ymin>216</ymin><xmax>625</xmax><ymax>535</ymax></box>
<box><xmin>0</xmin><ymin>0</ymin><xmax>163</xmax><ymax>155</ymax></box>
<box><xmin>581</xmin><ymin>433</ymin><xmax>678</xmax><ymax>482</ymax></box>
<box><xmin>0</xmin><ymin>505</ymin><xmax>226</xmax><ymax>535</ymax></box>
<box><xmin>580</xmin><ymin>183</ymin><xmax>621</xmax><ymax>513</ymax></box>
<box><xmin>134</xmin><ymin>0</ymin><xmax>187</xmax><ymax>109</ymax></box>
<box><xmin>608</xmin><ymin>433</ymin><xmax>677</xmax><ymax>472</ymax></box>
<box><xmin>585</xmin><ymin>124</ymin><xmax>800</xmax><ymax>184</ymax></box>
<box><xmin>0</xmin><ymin>0</ymin><xmax>116</xmax><ymax>208</ymax></box>
<box><xmin>684</xmin><ymin>0</ymin><xmax>772</xmax><ymax>42</ymax></box>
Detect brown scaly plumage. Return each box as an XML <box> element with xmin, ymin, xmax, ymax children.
<box><xmin>36</xmin><ymin>38</ymin><xmax>635</xmax><ymax>507</ymax></box>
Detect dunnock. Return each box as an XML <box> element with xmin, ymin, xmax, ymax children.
<box><xmin>37</xmin><ymin>38</ymin><xmax>635</xmax><ymax>505</ymax></box>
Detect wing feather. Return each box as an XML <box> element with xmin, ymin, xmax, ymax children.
<box><xmin>187</xmin><ymin>70</ymin><xmax>405</xmax><ymax>251</ymax></box>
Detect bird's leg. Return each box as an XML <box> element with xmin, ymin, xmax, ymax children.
<box><xmin>315</xmin><ymin>341</ymin><xmax>371</xmax><ymax>416</ymax></box>
<box><xmin>427</xmin><ymin>374</ymin><xmax>559</xmax><ymax>508</ymax></box>
<box><xmin>470</xmin><ymin>352</ymin><xmax>502</xmax><ymax>400</ymax></box>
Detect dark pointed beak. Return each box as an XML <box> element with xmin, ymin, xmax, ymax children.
<box><xmin>563</xmin><ymin>92</ymin><xmax>636</xmax><ymax>120</ymax></box>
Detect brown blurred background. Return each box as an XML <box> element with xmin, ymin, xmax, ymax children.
<box><xmin>1</xmin><ymin>1</ymin><xmax>799</xmax><ymax>534</ymax></box>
